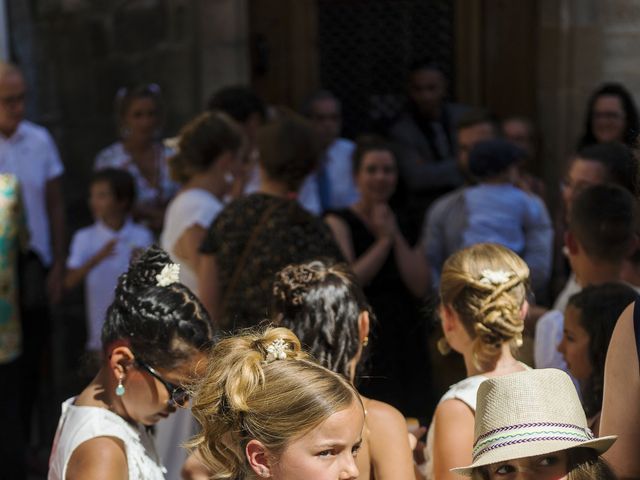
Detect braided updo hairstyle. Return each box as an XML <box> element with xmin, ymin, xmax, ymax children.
<box><xmin>271</xmin><ymin>260</ymin><xmax>372</xmax><ymax>380</ymax></box>
<box><xmin>101</xmin><ymin>245</ymin><xmax>213</xmax><ymax>369</ymax></box>
<box><xmin>190</xmin><ymin>327</ymin><xmax>362</xmax><ymax>479</ymax></box>
<box><xmin>440</xmin><ymin>243</ymin><xmax>529</xmax><ymax>371</ymax></box>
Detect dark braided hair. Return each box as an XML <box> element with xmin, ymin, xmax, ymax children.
<box><xmin>271</xmin><ymin>260</ymin><xmax>372</xmax><ymax>381</ymax></box>
<box><xmin>102</xmin><ymin>245</ymin><xmax>213</xmax><ymax>369</ymax></box>
<box><xmin>567</xmin><ymin>283</ymin><xmax>637</xmax><ymax>418</ymax></box>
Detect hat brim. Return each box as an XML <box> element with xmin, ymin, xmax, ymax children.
<box><xmin>451</xmin><ymin>436</ymin><xmax>617</xmax><ymax>476</ymax></box>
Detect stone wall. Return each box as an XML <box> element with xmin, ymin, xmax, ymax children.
<box><xmin>8</xmin><ymin>0</ymin><xmax>249</xmax><ymax>227</ymax></box>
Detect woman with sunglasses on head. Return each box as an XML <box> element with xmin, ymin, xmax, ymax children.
<box><xmin>95</xmin><ymin>84</ymin><xmax>178</xmax><ymax>234</ymax></box>
<box><xmin>48</xmin><ymin>246</ymin><xmax>213</xmax><ymax>480</ymax></box>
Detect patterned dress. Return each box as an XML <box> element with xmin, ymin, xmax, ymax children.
<box><xmin>200</xmin><ymin>193</ymin><xmax>343</xmax><ymax>330</ymax></box>
<box><xmin>0</xmin><ymin>174</ymin><xmax>27</xmax><ymax>364</ymax></box>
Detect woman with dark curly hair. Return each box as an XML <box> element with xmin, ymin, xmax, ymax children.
<box><xmin>578</xmin><ymin>83</ymin><xmax>640</xmax><ymax>149</ymax></box>
<box><xmin>272</xmin><ymin>260</ymin><xmax>416</xmax><ymax>480</ymax></box>
<box><xmin>48</xmin><ymin>246</ymin><xmax>213</xmax><ymax>480</ymax></box>
<box><xmin>558</xmin><ymin>282</ymin><xmax>637</xmax><ymax>435</ymax></box>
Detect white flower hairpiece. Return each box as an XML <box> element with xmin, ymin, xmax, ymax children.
<box><xmin>265</xmin><ymin>338</ymin><xmax>289</xmax><ymax>363</ymax></box>
<box><xmin>479</xmin><ymin>269</ymin><xmax>514</xmax><ymax>286</ymax></box>
<box><xmin>156</xmin><ymin>263</ymin><xmax>180</xmax><ymax>287</ymax></box>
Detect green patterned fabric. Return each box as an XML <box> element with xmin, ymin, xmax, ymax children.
<box><xmin>0</xmin><ymin>174</ymin><xmax>27</xmax><ymax>363</ymax></box>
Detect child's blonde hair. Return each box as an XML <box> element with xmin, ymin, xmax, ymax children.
<box><xmin>189</xmin><ymin>327</ymin><xmax>362</xmax><ymax>479</ymax></box>
<box><xmin>440</xmin><ymin>243</ymin><xmax>529</xmax><ymax>370</ymax></box>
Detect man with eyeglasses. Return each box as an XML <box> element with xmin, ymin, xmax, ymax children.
<box><xmin>0</xmin><ymin>61</ymin><xmax>66</xmax><ymax>473</ymax></box>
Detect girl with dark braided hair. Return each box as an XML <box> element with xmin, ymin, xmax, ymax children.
<box><xmin>272</xmin><ymin>260</ymin><xmax>416</xmax><ymax>480</ymax></box>
<box><xmin>422</xmin><ymin>243</ymin><xmax>530</xmax><ymax>480</ymax></box>
<box><xmin>49</xmin><ymin>246</ymin><xmax>213</xmax><ymax>480</ymax></box>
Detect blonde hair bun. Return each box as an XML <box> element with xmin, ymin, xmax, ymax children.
<box><xmin>440</xmin><ymin>243</ymin><xmax>529</xmax><ymax>370</ymax></box>
<box><xmin>190</xmin><ymin>326</ymin><xmax>361</xmax><ymax>478</ymax></box>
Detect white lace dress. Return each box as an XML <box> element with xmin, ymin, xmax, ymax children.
<box><xmin>48</xmin><ymin>398</ymin><xmax>166</xmax><ymax>480</ymax></box>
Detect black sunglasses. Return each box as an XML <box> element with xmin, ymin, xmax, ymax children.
<box><xmin>135</xmin><ymin>358</ymin><xmax>190</xmax><ymax>407</ymax></box>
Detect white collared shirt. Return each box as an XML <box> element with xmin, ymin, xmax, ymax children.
<box><xmin>67</xmin><ymin>219</ymin><xmax>153</xmax><ymax>351</ymax></box>
<box><xmin>298</xmin><ymin>138</ymin><xmax>359</xmax><ymax>214</ymax></box>
<box><xmin>0</xmin><ymin>120</ymin><xmax>64</xmax><ymax>265</ymax></box>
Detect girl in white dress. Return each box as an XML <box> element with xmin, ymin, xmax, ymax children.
<box><xmin>422</xmin><ymin>243</ymin><xmax>530</xmax><ymax>480</ymax></box>
<box><xmin>161</xmin><ymin>111</ymin><xmax>244</xmax><ymax>295</ymax></box>
<box><xmin>48</xmin><ymin>246</ymin><xmax>213</xmax><ymax>480</ymax></box>
<box><xmin>157</xmin><ymin>111</ymin><xmax>243</xmax><ymax>479</ymax></box>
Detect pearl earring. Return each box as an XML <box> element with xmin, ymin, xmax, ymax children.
<box><xmin>115</xmin><ymin>376</ymin><xmax>126</xmax><ymax>396</ymax></box>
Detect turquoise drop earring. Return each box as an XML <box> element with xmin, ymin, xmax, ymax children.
<box><xmin>115</xmin><ymin>376</ymin><xmax>125</xmax><ymax>396</ymax></box>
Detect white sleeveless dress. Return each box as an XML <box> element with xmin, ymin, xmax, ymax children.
<box><xmin>421</xmin><ymin>362</ymin><xmax>531</xmax><ymax>479</ymax></box>
<box><xmin>48</xmin><ymin>397</ymin><xmax>166</xmax><ymax>480</ymax></box>
<box><xmin>421</xmin><ymin>375</ymin><xmax>488</xmax><ymax>479</ymax></box>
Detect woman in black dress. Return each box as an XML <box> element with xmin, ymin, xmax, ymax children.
<box><xmin>325</xmin><ymin>135</ymin><xmax>431</xmax><ymax>419</ymax></box>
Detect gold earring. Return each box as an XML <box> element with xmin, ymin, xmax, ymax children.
<box><xmin>362</xmin><ymin>336</ymin><xmax>369</xmax><ymax>347</ymax></box>
<box><xmin>437</xmin><ymin>337</ymin><xmax>451</xmax><ymax>356</ymax></box>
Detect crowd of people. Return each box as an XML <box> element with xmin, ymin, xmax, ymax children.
<box><xmin>1</xmin><ymin>55</ymin><xmax>640</xmax><ymax>480</ymax></box>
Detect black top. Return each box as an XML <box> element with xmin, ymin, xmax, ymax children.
<box><xmin>329</xmin><ymin>208</ymin><xmax>432</xmax><ymax>418</ymax></box>
<box><xmin>201</xmin><ymin>193</ymin><xmax>342</xmax><ymax>330</ymax></box>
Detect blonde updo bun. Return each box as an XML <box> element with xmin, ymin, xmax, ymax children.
<box><xmin>189</xmin><ymin>327</ymin><xmax>362</xmax><ymax>479</ymax></box>
<box><xmin>440</xmin><ymin>243</ymin><xmax>529</xmax><ymax>370</ymax></box>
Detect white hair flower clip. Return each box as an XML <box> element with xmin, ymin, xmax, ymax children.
<box><xmin>265</xmin><ymin>338</ymin><xmax>289</xmax><ymax>363</ymax></box>
<box><xmin>479</xmin><ymin>269</ymin><xmax>514</xmax><ymax>286</ymax></box>
<box><xmin>156</xmin><ymin>263</ymin><xmax>180</xmax><ymax>287</ymax></box>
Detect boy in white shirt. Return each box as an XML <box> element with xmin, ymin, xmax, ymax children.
<box><xmin>535</xmin><ymin>183</ymin><xmax>638</xmax><ymax>370</ymax></box>
<box><xmin>65</xmin><ymin>168</ymin><xmax>153</xmax><ymax>355</ymax></box>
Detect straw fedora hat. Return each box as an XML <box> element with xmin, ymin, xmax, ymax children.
<box><xmin>452</xmin><ymin>368</ymin><xmax>616</xmax><ymax>476</ymax></box>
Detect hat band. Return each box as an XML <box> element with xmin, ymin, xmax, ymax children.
<box><xmin>472</xmin><ymin>422</ymin><xmax>594</xmax><ymax>462</ymax></box>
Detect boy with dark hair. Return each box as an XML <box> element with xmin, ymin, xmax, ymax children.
<box><xmin>553</xmin><ymin>141</ymin><xmax>639</xmax><ymax>312</ymax></box>
<box><xmin>65</xmin><ymin>168</ymin><xmax>153</xmax><ymax>354</ymax></box>
<box><xmin>536</xmin><ymin>183</ymin><xmax>638</xmax><ymax>370</ymax></box>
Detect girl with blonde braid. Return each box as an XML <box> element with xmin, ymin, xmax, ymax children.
<box><xmin>421</xmin><ymin>243</ymin><xmax>530</xmax><ymax>480</ymax></box>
